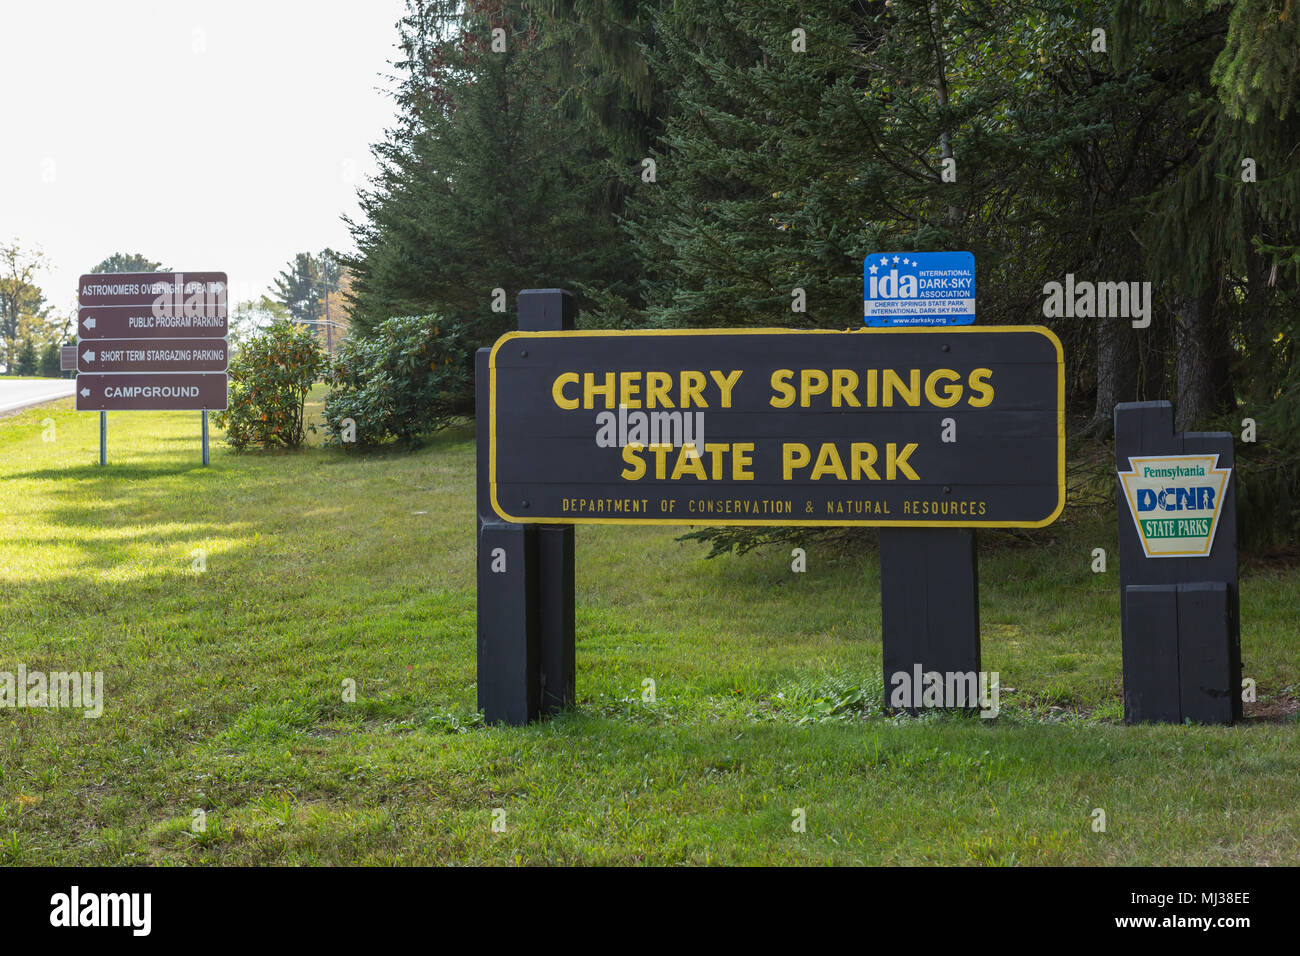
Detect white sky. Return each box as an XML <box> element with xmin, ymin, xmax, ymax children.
<box><xmin>0</xmin><ymin>0</ymin><xmax>409</xmax><ymax>319</ymax></box>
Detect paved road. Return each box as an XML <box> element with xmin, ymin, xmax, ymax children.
<box><xmin>0</xmin><ymin>378</ymin><xmax>76</xmax><ymax>415</ymax></box>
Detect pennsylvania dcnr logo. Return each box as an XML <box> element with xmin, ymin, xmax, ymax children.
<box><xmin>1118</xmin><ymin>454</ymin><xmax>1231</xmax><ymax>558</ymax></box>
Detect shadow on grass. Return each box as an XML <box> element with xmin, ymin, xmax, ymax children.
<box><xmin>3</xmin><ymin>437</ymin><xmax>448</xmax><ymax>586</ymax></box>
<box><xmin>8</xmin><ymin>463</ymin><xmax>208</xmax><ymax>482</ymax></box>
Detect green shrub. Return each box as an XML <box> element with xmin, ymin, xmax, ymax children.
<box><xmin>322</xmin><ymin>314</ymin><xmax>473</xmax><ymax>448</ymax></box>
<box><xmin>213</xmin><ymin>320</ymin><xmax>324</xmax><ymax>450</ymax></box>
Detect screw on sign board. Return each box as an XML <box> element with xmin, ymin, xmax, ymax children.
<box><xmin>863</xmin><ymin>251</ymin><xmax>975</xmax><ymax>326</ymax></box>
<box><xmin>77</xmin><ymin>339</ymin><xmax>229</xmax><ymax>374</ymax></box>
<box><xmin>77</xmin><ymin>271</ymin><xmax>229</xmax><ymax>310</ymax></box>
<box><xmin>75</xmin><ymin>373</ymin><xmax>229</xmax><ymax>411</ymax></box>
<box><xmin>76</xmin><ymin>306</ymin><xmax>228</xmax><ymax>340</ymax></box>
<box><xmin>487</xmin><ymin>327</ymin><xmax>1064</xmax><ymax>528</ymax></box>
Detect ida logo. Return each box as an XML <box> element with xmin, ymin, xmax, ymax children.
<box><xmin>1118</xmin><ymin>454</ymin><xmax>1231</xmax><ymax>557</ymax></box>
<box><xmin>867</xmin><ymin>263</ymin><xmax>919</xmax><ymax>299</ymax></box>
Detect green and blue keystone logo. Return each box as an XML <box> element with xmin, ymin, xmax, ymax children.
<box><xmin>1118</xmin><ymin>454</ymin><xmax>1231</xmax><ymax>558</ymax></box>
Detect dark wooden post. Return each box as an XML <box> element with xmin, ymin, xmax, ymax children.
<box><xmin>880</xmin><ymin>528</ymin><xmax>980</xmax><ymax>709</ymax></box>
<box><xmin>475</xmin><ymin>289</ymin><xmax>576</xmax><ymax>724</ymax></box>
<box><xmin>1114</xmin><ymin>400</ymin><xmax>1241</xmax><ymax>724</ymax></box>
<box><xmin>476</xmin><ymin>347</ymin><xmax>540</xmax><ymax>724</ymax></box>
<box><xmin>517</xmin><ymin>289</ymin><xmax>576</xmax><ymax>715</ymax></box>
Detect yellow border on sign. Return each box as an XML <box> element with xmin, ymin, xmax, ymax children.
<box><xmin>488</xmin><ymin>326</ymin><xmax>1066</xmax><ymax>528</ymax></box>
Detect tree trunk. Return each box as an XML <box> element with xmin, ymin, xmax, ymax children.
<box><xmin>1087</xmin><ymin>315</ymin><xmax>1138</xmax><ymax>437</ymax></box>
<box><xmin>927</xmin><ymin>0</ymin><xmax>958</xmax><ymax>227</ymax></box>
<box><xmin>1242</xmin><ymin>201</ymin><xmax>1276</xmax><ymax>407</ymax></box>
<box><xmin>1173</xmin><ymin>284</ymin><xmax>1227</xmax><ymax>432</ymax></box>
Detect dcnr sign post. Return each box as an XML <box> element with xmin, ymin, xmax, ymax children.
<box><xmin>477</xmin><ymin>289</ymin><xmax>1064</xmax><ymax>725</ymax></box>
<box><xmin>1114</xmin><ymin>401</ymin><xmax>1241</xmax><ymax>724</ymax></box>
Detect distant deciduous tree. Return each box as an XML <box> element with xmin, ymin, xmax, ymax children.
<box><xmin>228</xmin><ymin>296</ymin><xmax>291</xmax><ymax>354</ymax></box>
<box><xmin>88</xmin><ymin>252</ymin><xmax>165</xmax><ymax>275</ymax></box>
<box><xmin>0</xmin><ymin>240</ymin><xmax>48</xmax><ymax>374</ymax></box>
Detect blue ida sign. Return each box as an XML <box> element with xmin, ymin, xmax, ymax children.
<box><xmin>864</xmin><ymin>251</ymin><xmax>975</xmax><ymax>326</ymax></box>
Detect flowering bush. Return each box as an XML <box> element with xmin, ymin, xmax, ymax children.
<box><xmin>213</xmin><ymin>320</ymin><xmax>324</xmax><ymax>450</ymax></box>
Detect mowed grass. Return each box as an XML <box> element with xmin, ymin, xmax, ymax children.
<box><xmin>1</xmin><ymin>392</ymin><xmax>1298</xmax><ymax>865</ymax></box>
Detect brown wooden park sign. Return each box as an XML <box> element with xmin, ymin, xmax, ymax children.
<box><xmin>476</xmin><ymin>289</ymin><xmax>1068</xmax><ymax>725</ymax></box>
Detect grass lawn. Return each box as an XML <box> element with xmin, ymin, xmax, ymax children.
<box><xmin>1</xmin><ymin>390</ymin><xmax>1297</xmax><ymax>865</ymax></box>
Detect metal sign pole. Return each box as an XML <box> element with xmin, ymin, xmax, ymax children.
<box><xmin>202</xmin><ymin>410</ymin><xmax>209</xmax><ymax>466</ymax></box>
<box><xmin>99</xmin><ymin>410</ymin><xmax>107</xmax><ymax>466</ymax></box>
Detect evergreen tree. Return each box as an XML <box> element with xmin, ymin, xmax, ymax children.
<box><xmin>618</xmin><ymin>0</ymin><xmax>1096</xmax><ymax>550</ymax></box>
<box><xmin>338</xmin><ymin>0</ymin><xmax>1299</xmax><ymax>546</ymax></box>
<box><xmin>39</xmin><ymin>341</ymin><xmax>61</xmax><ymax>378</ymax></box>
<box><xmin>344</xmin><ymin>0</ymin><xmax>633</xmax><ymax>339</ymax></box>
<box><xmin>616</xmin><ymin>1</ymin><xmax>1074</xmax><ymax>330</ymax></box>
<box><xmin>607</xmin><ymin>0</ymin><xmax>1300</xmax><ymax>551</ymax></box>
<box><xmin>1212</xmin><ymin>0</ymin><xmax>1300</xmax><ymax>124</ymax></box>
<box><xmin>14</xmin><ymin>338</ymin><xmax>37</xmax><ymax>376</ymax></box>
<box><xmin>528</xmin><ymin>0</ymin><xmax>660</xmax><ymax>164</ymax></box>
<box><xmin>271</xmin><ymin>251</ymin><xmax>338</xmax><ymax>328</ymax></box>
<box><xmin>1114</xmin><ymin>0</ymin><xmax>1300</xmax><ymax>430</ymax></box>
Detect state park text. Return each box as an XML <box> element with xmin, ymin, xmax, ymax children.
<box><xmin>489</xmin><ymin>327</ymin><xmax>1064</xmax><ymax>527</ymax></box>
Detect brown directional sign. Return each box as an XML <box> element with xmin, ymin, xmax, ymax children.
<box><xmin>60</xmin><ymin>344</ymin><xmax>77</xmax><ymax>372</ymax></box>
<box><xmin>77</xmin><ymin>271</ymin><xmax>228</xmax><ymax>310</ymax></box>
<box><xmin>75</xmin><ymin>373</ymin><xmax>228</xmax><ymax>411</ymax></box>
<box><xmin>76</xmin><ymin>270</ymin><xmax>229</xmax><ymax>413</ymax></box>
<box><xmin>489</xmin><ymin>327</ymin><xmax>1065</xmax><ymax>527</ymax></box>
<box><xmin>77</xmin><ymin>338</ymin><xmax>228</xmax><ymax>373</ymax></box>
<box><xmin>77</xmin><ymin>306</ymin><xmax>228</xmax><ymax>339</ymax></box>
